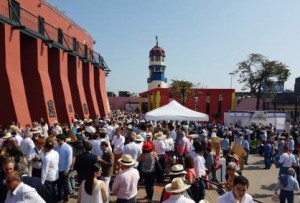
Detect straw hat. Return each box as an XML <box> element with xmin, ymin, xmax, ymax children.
<box><xmin>199</xmin><ymin>200</ymin><xmax>210</xmax><ymax>203</ymax></box>
<box><xmin>165</xmin><ymin>177</ymin><xmax>191</xmax><ymax>193</ymax></box>
<box><xmin>2</xmin><ymin>133</ymin><xmax>12</xmax><ymax>139</ymax></box>
<box><xmin>118</xmin><ymin>154</ymin><xmax>136</xmax><ymax>166</ymax></box>
<box><xmin>170</xmin><ymin>164</ymin><xmax>187</xmax><ymax>176</ymax></box>
<box><xmin>232</xmin><ymin>154</ymin><xmax>239</xmax><ymax>161</ymax></box>
<box><xmin>154</xmin><ymin>131</ymin><xmax>166</xmax><ymax>140</ymax></box>
<box><xmin>135</xmin><ymin>134</ymin><xmax>144</xmax><ymax>142</ymax></box>
<box><xmin>9</xmin><ymin>125</ymin><xmax>19</xmax><ymax>132</ymax></box>
<box><xmin>31</xmin><ymin>127</ymin><xmax>42</xmax><ymax>134</ymax></box>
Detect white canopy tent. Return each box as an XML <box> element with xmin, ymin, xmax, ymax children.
<box><xmin>145</xmin><ymin>100</ymin><xmax>209</xmax><ymax>121</ymax></box>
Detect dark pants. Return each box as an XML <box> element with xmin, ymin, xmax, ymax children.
<box><xmin>32</xmin><ymin>168</ymin><xmax>41</xmax><ymax>178</ymax></box>
<box><xmin>116</xmin><ymin>196</ymin><xmax>136</xmax><ymax>203</ymax></box>
<box><xmin>264</xmin><ymin>153</ymin><xmax>271</xmax><ymax>169</ymax></box>
<box><xmin>157</xmin><ymin>155</ymin><xmax>165</xmax><ymax>183</ymax></box>
<box><xmin>57</xmin><ymin>171</ymin><xmax>69</xmax><ymax>201</ymax></box>
<box><xmin>143</xmin><ymin>172</ymin><xmax>156</xmax><ymax>200</ymax></box>
<box><xmin>44</xmin><ymin>180</ymin><xmax>58</xmax><ymax>203</ymax></box>
<box><xmin>199</xmin><ymin>177</ymin><xmax>206</xmax><ymax>200</ymax></box>
<box><xmin>280</xmin><ymin>189</ymin><xmax>294</xmax><ymax>203</ymax></box>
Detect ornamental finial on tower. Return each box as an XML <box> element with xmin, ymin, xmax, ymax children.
<box><xmin>156</xmin><ymin>35</ymin><xmax>158</xmax><ymax>46</ymax></box>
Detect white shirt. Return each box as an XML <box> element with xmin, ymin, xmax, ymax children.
<box><xmin>170</xmin><ymin>130</ymin><xmax>177</xmax><ymax>142</ymax></box>
<box><xmin>85</xmin><ymin>126</ymin><xmax>96</xmax><ymax>134</ymax></box>
<box><xmin>217</xmin><ymin>191</ymin><xmax>253</xmax><ymax>203</ymax></box>
<box><xmin>41</xmin><ymin>149</ymin><xmax>59</xmax><ymax>184</ymax></box>
<box><xmin>112</xmin><ymin>135</ymin><xmax>125</xmax><ymax>154</ymax></box>
<box><xmin>193</xmin><ymin>153</ymin><xmax>206</xmax><ymax>178</ymax></box>
<box><xmin>51</xmin><ymin>125</ymin><xmax>62</xmax><ymax>134</ymax></box>
<box><xmin>153</xmin><ymin>139</ymin><xmax>167</xmax><ymax>155</ymax></box>
<box><xmin>91</xmin><ymin>139</ymin><xmax>103</xmax><ymax>157</ymax></box>
<box><xmin>28</xmin><ymin>147</ymin><xmax>43</xmax><ymax>169</ymax></box>
<box><xmin>14</xmin><ymin>134</ymin><xmax>23</xmax><ymax>146</ymax></box>
<box><xmin>279</xmin><ymin>152</ymin><xmax>297</xmax><ymax>167</ymax></box>
<box><xmin>123</xmin><ymin>142</ymin><xmax>142</xmax><ymax>167</ymax></box>
<box><xmin>5</xmin><ymin>182</ymin><xmax>45</xmax><ymax>203</ymax></box>
<box><xmin>164</xmin><ymin>137</ymin><xmax>174</xmax><ymax>152</ymax></box>
<box><xmin>20</xmin><ymin>137</ymin><xmax>35</xmax><ymax>159</ymax></box>
<box><xmin>162</xmin><ymin>194</ymin><xmax>195</xmax><ymax>203</ymax></box>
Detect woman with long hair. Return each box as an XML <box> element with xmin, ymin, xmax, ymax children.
<box><xmin>78</xmin><ymin>163</ymin><xmax>107</xmax><ymax>203</ymax></box>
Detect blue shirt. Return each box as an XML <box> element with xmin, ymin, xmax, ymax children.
<box><xmin>221</xmin><ymin>139</ymin><xmax>229</xmax><ymax>151</ymax></box>
<box><xmin>243</xmin><ymin>140</ymin><xmax>250</xmax><ymax>152</ymax></box>
<box><xmin>278</xmin><ymin>174</ymin><xmax>299</xmax><ymax>191</ymax></box>
<box><xmin>54</xmin><ymin>142</ymin><xmax>73</xmax><ymax>172</ymax></box>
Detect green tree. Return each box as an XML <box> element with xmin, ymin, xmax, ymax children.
<box><xmin>234</xmin><ymin>53</ymin><xmax>290</xmax><ymax>110</ymax></box>
<box><xmin>169</xmin><ymin>79</ymin><xmax>194</xmax><ymax>106</ymax></box>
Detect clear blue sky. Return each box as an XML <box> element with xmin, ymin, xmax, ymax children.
<box><xmin>48</xmin><ymin>0</ymin><xmax>300</xmax><ymax>95</ymax></box>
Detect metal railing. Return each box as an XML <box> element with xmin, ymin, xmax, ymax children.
<box><xmin>0</xmin><ymin>0</ymin><xmax>110</xmax><ymax>73</ymax></box>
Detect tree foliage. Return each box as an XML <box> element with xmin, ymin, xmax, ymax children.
<box><xmin>169</xmin><ymin>79</ymin><xmax>194</xmax><ymax>105</ymax></box>
<box><xmin>234</xmin><ymin>53</ymin><xmax>290</xmax><ymax>110</ymax></box>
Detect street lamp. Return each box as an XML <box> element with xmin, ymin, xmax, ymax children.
<box><xmin>229</xmin><ymin>72</ymin><xmax>234</xmax><ymax>89</ymax></box>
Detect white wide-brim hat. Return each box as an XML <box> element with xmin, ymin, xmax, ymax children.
<box><xmin>170</xmin><ymin>164</ymin><xmax>187</xmax><ymax>176</ymax></box>
<box><xmin>118</xmin><ymin>154</ymin><xmax>136</xmax><ymax>166</ymax></box>
<box><xmin>165</xmin><ymin>177</ymin><xmax>191</xmax><ymax>193</ymax></box>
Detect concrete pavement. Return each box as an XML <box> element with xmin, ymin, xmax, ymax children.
<box><xmin>69</xmin><ymin>153</ymin><xmax>300</xmax><ymax>203</ymax></box>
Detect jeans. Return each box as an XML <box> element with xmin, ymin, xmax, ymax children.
<box><xmin>280</xmin><ymin>189</ymin><xmax>294</xmax><ymax>203</ymax></box>
<box><xmin>44</xmin><ymin>180</ymin><xmax>58</xmax><ymax>203</ymax></box>
<box><xmin>100</xmin><ymin>176</ymin><xmax>111</xmax><ymax>203</ymax></box>
<box><xmin>57</xmin><ymin>171</ymin><xmax>70</xmax><ymax>201</ymax></box>
<box><xmin>68</xmin><ymin>171</ymin><xmax>76</xmax><ymax>194</ymax></box>
<box><xmin>143</xmin><ymin>172</ymin><xmax>156</xmax><ymax>200</ymax></box>
<box><xmin>264</xmin><ymin>153</ymin><xmax>271</xmax><ymax>169</ymax></box>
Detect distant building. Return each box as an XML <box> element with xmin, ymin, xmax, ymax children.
<box><xmin>139</xmin><ymin>39</ymin><xmax>235</xmax><ymax>122</ymax></box>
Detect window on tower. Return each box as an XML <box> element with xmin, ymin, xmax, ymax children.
<box><xmin>155</xmin><ymin>56</ymin><xmax>160</xmax><ymax>61</ymax></box>
<box><xmin>151</xmin><ymin>56</ymin><xmax>154</xmax><ymax>61</ymax></box>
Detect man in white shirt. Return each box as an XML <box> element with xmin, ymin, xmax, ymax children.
<box><xmin>41</xmin><ymin>138</ymin><xmax>59</xmax><ymax>203</ymax></box>
<box><xmin>111</xmin><ymin>127</ymin><xmax>125</xmax><ymax>174</ymax></box>
<box><xmin>5</xmin><ymin>171</ymin><xmax>45</xmax><ymax>203</ymax></box>
<box><xmin>28</xmin><ymin>138</ymin><xmax>45</xmax><ymax>178</ymax></box>
<box><xmin>193</xmin><ymin>144</ymin><xmax>206</xmax><ymax>200</ymax></box>
<box><xmin>153</xmin><ymin>131</ymin><xmax>167</xmax><ymax>183</ymax></box>
<box><xmin>20</xmin><ymin>131</ymin><xmax>35</xmax><ymax>176</ymax></box>
<box><xmin>123</xmin><ymin>134</ymin><xmax>142</xmax><ymax>168</ymax></box>
<box><xmin>217</xmin><ymin>176</ymin><xmax>253</xmax><ymax>203</ymax></box>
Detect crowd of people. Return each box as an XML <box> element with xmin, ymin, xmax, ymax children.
<box><xmin>0</xmin><ymin>110</ymin><xmax>299</xmax><ymax>203</ymax></box>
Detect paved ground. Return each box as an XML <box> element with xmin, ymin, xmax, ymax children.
<box><xmin>242</xmin><ymin>153</ymin><xmax>300</xmax><ymax>203</ymax></box>
<box><xmin>69</xmin><ymin>153</ymin><xmax>299</xmax><ymax>203</ymax></box>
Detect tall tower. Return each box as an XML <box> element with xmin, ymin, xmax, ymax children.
<box><xmin>147</xmin><ymin>37</ymin><xmax>168</xmax><ymax>90</ymax></box>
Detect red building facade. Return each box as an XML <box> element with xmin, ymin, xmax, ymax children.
<box><xmin>139</xmin><ymin>88</ymin><xmax>235</xmax><ymax>122</ymax></box>
<box><xmin>0</xmin><ymin>0</ymin><xmax>110</xmax><ymax>126</ymax></box>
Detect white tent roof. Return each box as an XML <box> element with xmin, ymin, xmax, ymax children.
<box><xmin>145</xmin><ymin>100</ymin><xmax>209</xmax><ymax>121</ymax></box>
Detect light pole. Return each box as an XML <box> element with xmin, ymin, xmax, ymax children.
<box><xmin>229</xmin><ymin>72</ymin><xmax>234</xmax><ymax>89</ymax></box>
